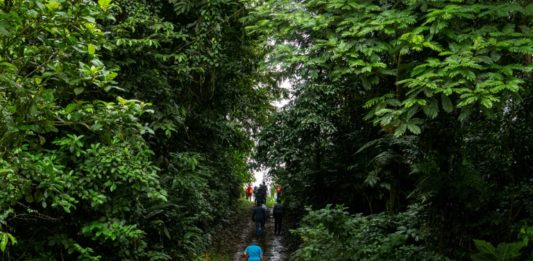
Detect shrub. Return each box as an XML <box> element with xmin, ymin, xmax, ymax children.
<box><xmin>292</xmin><ymin>204</ymin><xmax>450</xmax><ymax>261</ymax></box>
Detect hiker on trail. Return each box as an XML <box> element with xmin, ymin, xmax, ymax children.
<box><xmin>253</xmin><ymin>186</ymin><xmax>258</xmax><ymax>203</ymax></box>
<box><xmin>246</xmin><ymin>184</ymin><xmax>253</xmax><ymax>201</ymax></box>
<box><xmin>254</xmin><ymin>183</ymin><xmax>266</xmax><ymax>205</ymax></box>
<box><xmin>261</xmin><ymin>202</ymin><xmax>268</xmax><ymax>224</ymax></box>
<box><xmin>259</xmin><ymin>182</ymin><xmax>267</xmax><ymax>196</ymax></box>
<box><xmin>252</xmin><ymin>202</ymin><xmax>266</xmax><ymax>238</ymax></box>
<box><xmin>243</xmin><ymin>239</ymin><xmax>263</xmax><ymax>261</ymax></box>
<box><xmin>275</xmin><ymin>185</ymin><xmax>281</xmax><ymax>200</ymax></box>
<box><xmin>257</xmin><ymin>182</ymin><xmax>268</xmax><ymax>204</ymax></box>
<box><xmin>272</xmin><ymin>199</ymin><xmax>284</xmax><ymax>235</ymax></box>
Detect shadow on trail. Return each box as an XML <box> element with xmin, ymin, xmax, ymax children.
<box><xmin>233</xmin><ymin>215</ymin><xmax>287</xmax><ymax>261</ymax></box>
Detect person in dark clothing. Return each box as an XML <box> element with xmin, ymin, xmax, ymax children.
<box><xmin>252</xmin><ymin>202</ymin><xmax>266</xmax><ymax>238</ymax></box>
<box><xmin>253</xmin><ymin>186</ymin><xmax>259</xmax><ymax>204</ymax></box>
<box><xmin>255</xmin><ymin>183</ymin><xmax>268</xmax><ymax>206</ymax></box>
<box><xmin>272</xmin><ymin>199</ymin><xmax>284</xmax><ymax>235</ymax></box>
<box><xmin>259</xmin><ymin>183</ymin><xmax>267</xmax><ymax>198</ymax></box>
<box><xmin>255</xmin><ymin>183</ymin><xmax>267</xmax><ymax>204</ymax></box>
<box><xmin>261</xmin><ymin>202</ymin><xmax>268</xmax><ymax>225</ymax></box>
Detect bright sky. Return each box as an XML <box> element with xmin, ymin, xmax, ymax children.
<box><xmin>253</xmin><ymin>169</ymin><xmax>267</xmax><ymax>187</ymax></box>
<box><xmin>252</xmin><ymin>79</ymin><xmax>292</xmax><ymax>187</ymax></box>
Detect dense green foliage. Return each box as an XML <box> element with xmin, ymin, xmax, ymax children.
<box><xmin>249</xmin><ymin>0</ymin><xmax>533</xmax><ymax>260</ymax></box>
<box><xmin>0</xmin><ymin>0</ymin><xmax>271</xmax><ymax>259</ymax></box>
<box><xmin>102</xmin><ymin>0</ymin><xmax>273</xmax><ymax>259</ymax></box>
<box><xmin>2</xmin><ymin>0</ymin><xmax>532</xmax><ymax>260</ymax></box>
<box><xmin>292</xmin><ymin>205</ymin><xmax>449</xmax><ymax>261</ymax></box>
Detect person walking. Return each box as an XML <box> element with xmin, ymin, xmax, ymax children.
<box><xmin>242</xmin><ymin>239</ymin><xmax>263</xmax><ymax>261</ymax></box>
<box><xmin>253</xmin><ymin>186</ymin><xmax>258</xmax><ymax>203</ymax></box>
<box><xmin>261</xmin><ymin>202</ymin><xmax>268</xmax><ymax>228</ymax></box>
<box><xmin>252</xmin><ymin>202</ymin><xmax>266</xmax><ymax>238</ymax></box>
<box><xmin>245</xmin><ymin>184</ymin><xmax>253</xmax><ymax>201</ymax></box>
<box><xmin>275</xmin><ymin>185</ymin><xmax>281</xmax><ymax>200</ymax></box>
<box><xmin>257</xmin><ymin>182</ymin><xmax>267</xmax><ymax>204</ymax></box>
<box><xmin>272</xmin><ymin>199</ymin><xmax>284</xmax><ymax>235</ymax></box>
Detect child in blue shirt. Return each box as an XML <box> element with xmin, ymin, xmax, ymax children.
<box><xmin>243</xmin><ymin>240</ymin><xmax>263</xmax><ymax>261</ymax></box>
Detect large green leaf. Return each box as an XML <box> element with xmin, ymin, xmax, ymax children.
<box><xmin>441</xmin><ymin>95</ymin><xmax>453</xmax><ymax>113</ymax></box>
<box><xmin>473</xmin><ymin>239</ymin><xmax>496</xmax><ymax>256</ymax></box>
<box><xmin>98</xmin><ymin>0</ymin><xmax>112</xmax><ymax>11</ymax></box>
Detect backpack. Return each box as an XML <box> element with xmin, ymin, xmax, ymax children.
<box><xmin>273</xmin><ymin>204</ymin><xmax>283</xmax><ymax>217</ymax></box>
<box><xmin>253</xmin><ymin>206</ymin><xmax>266</xmax><ymax>222</ymax></box>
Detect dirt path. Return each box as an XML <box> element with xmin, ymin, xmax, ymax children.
<box><xmin>233</xmin><ymin>208</ymin><xmax>287</xmax><ymax>261</ymax></box>
<box><xmin>263</xmin><ymin>221</ymin><xmax>286</xmax><ymax>261</ymax></box>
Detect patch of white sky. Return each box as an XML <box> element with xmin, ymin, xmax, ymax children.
<box><xmin>252</xmin><ymin>78</ymin><xmax>292</xmax><ymax>187</ymax></box>
<box><xmin>249</xmin><ymin>37</ymin><xmax>302</xmax><ymax>187</ymax></box>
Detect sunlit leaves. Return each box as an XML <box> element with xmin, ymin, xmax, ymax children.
<box><xmin>87</xmin><ymin>43</ymin><xmax>96</xmax><ymax>55</ymax></box>
<box><xmin>0</xmin><ymin>232</ymin><xmax>16</xmax><ymax>252</ymax></box>
<box><xmin>45</xmin><ymin>0</ymin><xmax>61</xmax><ymax>11</ymax></box>
<box><xmin>98</xmin><ymin>0</ymin><xmax>112</xmax><ymax>11</ymax></box>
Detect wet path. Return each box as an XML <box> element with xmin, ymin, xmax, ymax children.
<box><xmin>233</xmin><ymin>210</ymin><xmax>287</xmax><ymax>260</ymax></box>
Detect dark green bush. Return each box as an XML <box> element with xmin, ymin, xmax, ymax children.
<box><xmin>292</xmin><ymin>205</ymin><xmax>450</xmax><ymax>261</ymax></box>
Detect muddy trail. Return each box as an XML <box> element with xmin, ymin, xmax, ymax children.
<box><xmin>232</xmin><ymin>206</ymin><xmax>287</xmax><ymax>261</ymax></box>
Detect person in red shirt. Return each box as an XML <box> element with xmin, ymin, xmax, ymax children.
<box><xmin>275</xmin><ymin>185</ymin><xmax>281</xmax><ymax>200</ymax></box>
<box><xmin>246</xmin><ymin>184</ymin><xmax>253</xmax><ymax>201</ymax></box>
